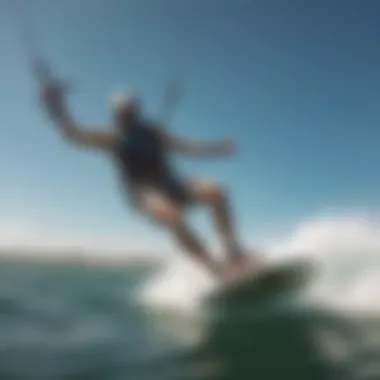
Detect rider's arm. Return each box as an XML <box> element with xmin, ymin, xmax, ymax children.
<box><xmin>160</xmin><ymin>129</ymin><xmax>236</xmax><ymax>158</ymax></box>
<box><xmin>42</xmin><ymin>83</ymin><xmax>116</xmax><ymax>150</ymax></box>
<box><xmin>50</xmin><ymin>110</ymin><xmax>116</xmax><ymax>149</ymax></box>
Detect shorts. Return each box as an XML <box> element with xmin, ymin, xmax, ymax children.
<box><xmin>136</xmin><ymin>174</ymin><xmax>195</xmax><ymax>209</ymax></box>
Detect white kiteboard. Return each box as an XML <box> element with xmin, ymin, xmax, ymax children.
<box><xmin>207</xmin><ymin>257</ymin><xmax>314</xmax><ymax>304</ymax></box>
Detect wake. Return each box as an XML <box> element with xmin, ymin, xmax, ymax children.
<box><xmin>139</xmin><ymin>256</ymin><xmax>218</xmax><ymax>315</ymax></box>
<box><xmin>138</xmin><ymin>213</ymin><xmax>380</xmax><ymax>316</ymax></box>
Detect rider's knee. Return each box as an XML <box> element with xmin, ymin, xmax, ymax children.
<box><xmin>191</xmin><ymin>179</ymin><xmax>226</xmax><ymax>204</ymax></box>
<box><xmin>204</xmin><ymin>182</ymin><xmax>226</xmax><ymax>204</ymax></box>
<box><xmin>153</xmin><ymin>203</ymin><xmax>183</xmax><ymax>227</ymax></box>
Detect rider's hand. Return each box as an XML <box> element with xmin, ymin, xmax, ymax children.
<box><xmin>41</xmin><ymin>82</ymin><xmax>65</xmax><ymax>108</ymax></box>
<box><xmin>40</xmin><ymin>80</ymin><xmax>71</xmax><ymax>120</ymax></box>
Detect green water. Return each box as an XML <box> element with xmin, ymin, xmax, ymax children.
<box><xmin>0</xmin><ymin>262</ymin><xmax>377</xmax><ymax>380</ymax></box>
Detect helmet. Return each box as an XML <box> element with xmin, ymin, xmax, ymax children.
<box><xmin>110</xmin><ymin>91</ymin><xmax>140</xmax><ymax>114</ymax></box>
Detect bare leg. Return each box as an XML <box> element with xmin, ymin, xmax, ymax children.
<box><xmin>189</xmin><ymin>180</ymin><xmax>247</xmax><ymax>265</ymax></box>
<box><xmin>209</xmin><ymin>189</ymin><xmax>247</xmax><ymax>265</ymax></box>
<box><xmin>142</xmin><ymin>190</ymin><xmax>224</xmax><ymax>279</ymax></box>
<box><xmin>170</xmin><ymin>221</ymin><xmax>224</xmax><ymax>279</ymax></box>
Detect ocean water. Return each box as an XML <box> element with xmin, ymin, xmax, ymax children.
<box><xmin>0</xmin><ymin>248</ymin><xmax>379</xmax><ymax>380</ymax></box>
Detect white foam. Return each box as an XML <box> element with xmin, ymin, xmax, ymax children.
<box><xmin>266</xmin><ymin>214</ymin><xmax>380</xmax><ymax>315</ymax></box>
<box><xmin>139</xmin><ymin>213</ymin><xmax>380</xmax><ymax>316</ymax></box>
<box><xmin>139</xmin><ymin>256</ymin><xmax>218</xmax><ymax>315</ymax></box>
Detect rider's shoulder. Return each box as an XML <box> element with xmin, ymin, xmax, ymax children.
<box><xmin>140</xmin><ymin>118</ymin><xmax>166</xmax><ymax>135</ymax></box>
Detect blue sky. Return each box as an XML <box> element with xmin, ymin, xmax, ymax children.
<box><xmin>0</xmin><ymin>0</ymin><xmax>380</xmax><ymax>250</ymax></box>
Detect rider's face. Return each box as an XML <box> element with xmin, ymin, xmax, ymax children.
<box><xmin>114</xmin><ymin>101</ymin><xmax>140</xmax><ymax>130</ymax></box>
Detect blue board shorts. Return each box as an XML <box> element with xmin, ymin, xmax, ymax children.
<box><xmin>137</xmin><ymin>174</ymin><xmax>195</xmax><ymax>208</ymax></box>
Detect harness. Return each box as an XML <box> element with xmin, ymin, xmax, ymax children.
<box><xmin>115</xmin><ymin>122</ymin><xmax>170</xmax><ymax>182</ymax></box>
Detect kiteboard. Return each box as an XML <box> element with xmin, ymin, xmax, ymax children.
<box><xmin>207</xmin><ymin>257</ymin><xmax>314</xmax><ymax>305</ymax></box>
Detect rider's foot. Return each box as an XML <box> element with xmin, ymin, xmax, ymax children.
<box><xmin>230</xmin><ymin>250</ymin><xmax>261</xmax><ymax>277</ymax></box>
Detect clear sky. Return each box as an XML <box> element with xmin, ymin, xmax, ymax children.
<box><xmin>0</xmin><ymin>0</ymin><xmax>380</xmax><ymax>252</ymax></box>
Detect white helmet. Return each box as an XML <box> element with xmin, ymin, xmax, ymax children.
<box><xmin>110</xmin><ymin>91</ymin><xmax>140</xmax><ymax>113</ymax></box>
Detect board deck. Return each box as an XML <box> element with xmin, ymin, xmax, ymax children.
<box><xmin>207</xmin><ymin>258</ymin><xmax>314</xmax><ymax>304</ymax></box>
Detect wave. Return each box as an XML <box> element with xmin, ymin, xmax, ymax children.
<box><xmin>138</xmin><ymin>213</ymin><xmax>380</xmax><ymax>316</ymax></box>
<box><xmin>136</xmin><ymin>213</ymin><xmax>380</xmax><ymax>380</ymax></box>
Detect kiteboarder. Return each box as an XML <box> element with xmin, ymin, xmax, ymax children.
<box><xmin>39</xmin><ymin>79</ymin><xmax>254</xmax><ymax>281</ymax></box>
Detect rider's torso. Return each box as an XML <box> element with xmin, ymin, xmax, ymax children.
<box><xmin>113</xmin><ymin>120</ymin><xmax>170</xmax><ymax>183</ymax></box>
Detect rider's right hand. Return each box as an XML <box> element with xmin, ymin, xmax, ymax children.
<box><xmin>40</xmin><ymin>82</ymin><xmax>67</xmax><ymax>115</ymax></box>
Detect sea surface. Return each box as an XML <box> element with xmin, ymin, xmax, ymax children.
<box><xmin>0</xmin><ymin>260</ymin><xmax>378</xmax><ymax>380</ymax></box>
